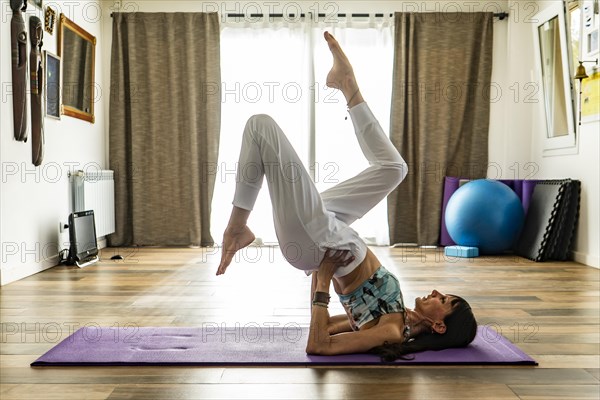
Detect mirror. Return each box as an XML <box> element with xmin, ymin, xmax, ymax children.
<box><xmin>534</xmin><ymin>2</ymin><xmax>577</xmax><ymax>152</ymax></box>
<box><xmin>58</xmin><ymin>14</ymin><xmax>96</xmax><ymax>123</ymax></box>
<box><xmin>538</xmin><ymin>17</ymin><xmax>570</xmax><ymax>137</ymax></box>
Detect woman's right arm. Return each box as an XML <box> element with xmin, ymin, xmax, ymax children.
<box><xmin>310</xmin><ymin>265</ymin><xmax>353</xmax><ymax>334</ymax></box>
<box><xmin>327</xmin><ymin>315</ymin><xmax>353</xmax><ymax>334</ymax></box>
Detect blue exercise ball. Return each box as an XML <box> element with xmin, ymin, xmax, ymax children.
<box><xmin>445</xmin><ymin>179</ymin><xmax>525</xmax><ymax>254</ymax></box>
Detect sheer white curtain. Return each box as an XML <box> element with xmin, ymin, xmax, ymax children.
<box><xmin>213</xmin><ymin>22</ymin><xmax>311</xmax><ymax>243</ymax></box>
<box><xmin>212</xmin><ymin>18</ymin><xmax>394</xmax><ymax>246</ymax></box>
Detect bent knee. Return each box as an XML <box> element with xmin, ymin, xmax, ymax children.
<box><xmin>381</xmin><ymin>162</ymin><xmax>408</xmax><ymax>188</ymax></box>
<box><xmin>396</xmin><ymin>162</ymin><xmax>408</xmax><ymax>184</ymax></box>
<box><xmin>247</xmin><ymin>114</ymin><xmax>277</xmax><ymax>130</ymax></box>
<box><xmin>244</xmin><ymin>114</ymin><xmax>279</xmax><ymax>142</ymax></box>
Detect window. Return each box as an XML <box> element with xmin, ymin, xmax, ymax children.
<box><xmin>533</xmin><ymin>1</ymin><xmax>578</xmax><ymax>155</ymax></box>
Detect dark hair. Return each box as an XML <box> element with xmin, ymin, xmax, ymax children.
<box><xmin>369</xmin><ymin>295</ymin><xmax>477</xmax><ymax>362</ymax></box>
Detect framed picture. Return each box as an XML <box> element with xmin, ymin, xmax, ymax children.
<box><xmin>45</xmin><ymin>51</ymin><xmax>61</xmax><ymax>119</ymax></box>
<box><xmin>28</xmin><ymin>0</ymin><xmax>42</xmax><ymax>9</ymax></box>
<box><xmin>44</xmin><ymin>6</ymin><xmax>56</xmax><ymax>34</ymax></box>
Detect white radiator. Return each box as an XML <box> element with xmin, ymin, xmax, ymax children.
<box><xmin>72</xmin><ymin>170</ymin><xmax>115</xmax><ymax>238</ymax></box>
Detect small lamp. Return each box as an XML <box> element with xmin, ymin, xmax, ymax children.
<box><xmin>574</xmin><ymin>59</ymin><xmax>598</xmax><ymax>125</ymax></box>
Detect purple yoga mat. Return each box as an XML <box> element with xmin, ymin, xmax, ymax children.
<box><xmin>31</xmin><ymin>326</ymin><xmax>536</xmax><ymax>366</ymax></box>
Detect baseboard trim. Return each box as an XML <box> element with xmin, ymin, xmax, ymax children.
<box><xmin>1</xmin><ymin>239</ymin><xmax>109</xmax><ymax>286</ymax></box>
<box><xmin>572</xmin><ymin>251</ymin><xmax>600</xmax><ymax>269</ymax></box>
<box><xmin>1</xmin><ymin>255</ymin><xmax>59</xmax><ymax>286</ymax></box>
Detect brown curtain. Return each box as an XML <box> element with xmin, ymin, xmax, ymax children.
<box><xmin>388</xmin><ymin>12</ymin><xmax>493</xmax><ymax>245</ymax></box>
<box><xmin>108</xmin><ymin>13</ymin><xmax>221</xmax><ymax>246</ymax></box>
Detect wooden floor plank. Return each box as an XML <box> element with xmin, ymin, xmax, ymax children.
<box><xmin>106</xmin><ymin>383</ymin><xmax>519</xmax><ymax>400</ymax></box>
<box><xmin>219</xmin><ymin>367</ymin><xmax>599</xmax><ymax>385</ymax></box>
<box><xmin>510</xmin><ymin>384</ymin><xmax>600</xmax><ymax>399</ymax></box>
<box><xmin>585</xmin><ymin>368</ymin><xmax>600</xmax><ymax>381</ymax></box>
<box><xmin>0</xmin><ymin>384</ymin><xmax>116</xmax><ymax>400</ymax></box>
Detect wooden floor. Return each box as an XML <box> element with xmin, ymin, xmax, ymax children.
<box><xmin>1</xmin><ymin>246</ymin><xmax>598</xmax><ymax>399</ymax></box>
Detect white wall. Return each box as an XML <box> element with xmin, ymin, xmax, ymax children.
<box><xmin>497</xmin><ymin>0</ymin><xmax>599</xmax><ymax>268</ymax></box>
<box><xmin>0</xmin><ymin>0</ymin><xmax>107</xmax><ymax>284</ymax></box>
<box><xmin>489</xmin><ymin>1</ymin><xmax>536</xmax><ymax>174</ymax></box>
<box><xmin>528</xmin><ymin>0</ymin><xmax>600</xmax><ymax>267</ymax></box>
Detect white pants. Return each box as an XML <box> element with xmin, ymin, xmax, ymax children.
<box><xmin>232</xmin><ymin>102</ymin><xmax>408</xmax><ymax>277</ymax></box>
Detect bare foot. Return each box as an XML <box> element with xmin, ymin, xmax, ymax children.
<box><xmin>324</xmin><ymin>31</ymin><xmax>360</xmax><ymax>103</ymax></box>
<box><xmin>216</xmin><ymin>225</ymin><xmax>256</xmax><ymax>275</ymax></box>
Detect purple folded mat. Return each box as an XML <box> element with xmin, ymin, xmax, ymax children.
<box><xmin>32</xmin><ymin>325</ymin><xmax>537</xmax><ymax>366</ymax></box>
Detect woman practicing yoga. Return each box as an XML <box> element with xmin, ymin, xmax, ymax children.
<box><xmin>217</xmin><ymin>32</ymin><xmax>477</xmax><ymax>361</ymax></box>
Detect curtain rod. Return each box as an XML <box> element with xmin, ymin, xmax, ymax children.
<box><xmin>225</xmin><ymin>12</ymin><xmax>509</xmax><ymax>19</ymax></box>
<box><xmin>110</xmin><ymin>12</ymin><xmax>509</xmax><ymax>20</ymax></box>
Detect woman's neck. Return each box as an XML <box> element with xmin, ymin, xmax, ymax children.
<box><xmin>405</xmin><ymin>309</ymin><xmax>433</xmax><ymax>339</ymax></box>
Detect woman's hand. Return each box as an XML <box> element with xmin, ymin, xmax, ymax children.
<box><xmin>307</xmin><ymin>248</ymin><xmax>355</xmax><ymax>355</ymax></box>
<box><xmin>317</xmin><ymin>249</ymin><xmax>355</xmax><ymax>285</ymax></box>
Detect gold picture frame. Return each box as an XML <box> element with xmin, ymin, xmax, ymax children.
<box><xmin>58</xmin><ymin>14</ymin><xmax>96</xmax><ymax>123</ymax></box>
<box><xmin>44</xmin><ymin>6</ymin><xmax>56</xmax><ymax>34</ymax></box>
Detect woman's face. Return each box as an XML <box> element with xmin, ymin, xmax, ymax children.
<box><xmin>414</xmin><ymin>289</ymin><xmax>456</xmax><ymax>322</ymax></box>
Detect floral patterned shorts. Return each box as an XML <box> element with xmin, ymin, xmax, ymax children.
<box><xmin>338</xmin><ymin>266</ymin><xmax>405</xmax><ymax>331</ymax></box>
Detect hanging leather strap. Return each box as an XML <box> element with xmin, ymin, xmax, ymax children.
<box><xmin>10</xmin><ymin>0</ymin><xmax>28</xmax><ymax>142</ymax></box>
<box><xmin>30</xmin><ymin>16</ymin><xmax>44</xmax><ymax>166</ymax></box>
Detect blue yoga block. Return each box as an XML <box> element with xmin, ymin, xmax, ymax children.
<box><xmin>444</xmin><ymin>246</ymin><xmax>479</xmax><ymax>258</ymax></box>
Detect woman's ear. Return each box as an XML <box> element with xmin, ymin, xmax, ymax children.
<box><xmin>432</xmin><ymin>321</ymin><xmax>447</xmax><ymax>334</ymax></box>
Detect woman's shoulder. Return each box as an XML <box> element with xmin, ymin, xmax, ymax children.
<box><xmin>361</xmin><ymin>313</ymin><xmax>405</xmax><ymax>341</ymax></box>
